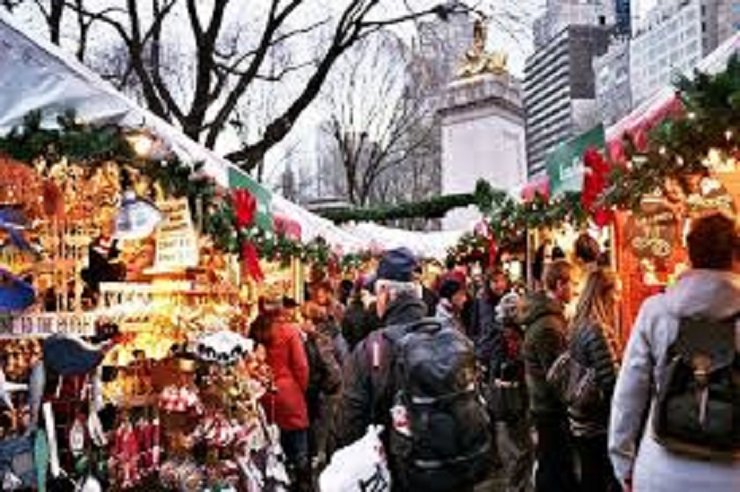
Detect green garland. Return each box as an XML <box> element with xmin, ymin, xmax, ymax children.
<box><xmin>319</xmin><ymin>180</ymin><xmax>503</xmax><ymax>223</ymax></box>
<box><xmin>0</xmin><ymin>110</ymin><xmax>220</xmax><ymax>227</ymax></box>
<box><xmin>603</xmin><ymin>54</ymin><xmax>740</xmax><ymax>209</ymax></box>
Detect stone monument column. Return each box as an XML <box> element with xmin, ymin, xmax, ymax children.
<box><xmin>438</xmin><ymin>21</ymin><xmax>527</xmax><ymax>230</ymax></box>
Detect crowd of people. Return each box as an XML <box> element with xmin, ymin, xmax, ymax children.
<box><xmin>250</xmin><ymin>212</ymin><xmax>740</xmax><ymax>492</ymax></box>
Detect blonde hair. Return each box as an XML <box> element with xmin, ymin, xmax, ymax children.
<box><xmin>571</xmin><ymin>267</ymin><xmax>617</xmax><ymax>332</ymax></box>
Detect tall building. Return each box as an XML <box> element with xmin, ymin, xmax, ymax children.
<box><xmin>593</xmin><ymin>39</ymin><xmax>632</xmax><ymax>126</ymax></box>
<box><xmin>524</xmin><ymin>25</ymin><xmax>610</xmax><ymax>177</ymax></box>
<box><xmin>534</xmin><ymin>0</ymin><xmax>621</xmax><ymax>49</ymax></box>
<box><xmin>717</xmin><ymin>0</ymin><xmax>740</xmax><ymax>42</ymax></box>
<box><xmin>630</xmin><ymin>0</ymin><xmax>730</xmax><ymax>105</ymax></box>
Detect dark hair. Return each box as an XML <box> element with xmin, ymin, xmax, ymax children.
<box><xmin>575</xmin><ymin>233</ymin><xmax>600</xmax><ymax>264</ymax></box>
<box><xmin>551</xmin><ymin>246</ymin><xmax>566</xmax><ymax>260</ymax></box>
<box><xmin>250</xmin><ymin>310</ymin><xmax>279</xmax><ymax>345</ymax></box>
<box><xmin>544</xmin><ymin>259</ymin><xmax>572</xmax><ymax>291</ymax></box>
<box><xmin>687</xmin><ymin>213</ymin><xmax>737</xmax><ymax>270</ymax></box>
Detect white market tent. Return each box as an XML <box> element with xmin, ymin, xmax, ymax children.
<box><xmin>0</xmin><ymin>14</ymin><xmax>465</xmax><ymax>259</ymax></box>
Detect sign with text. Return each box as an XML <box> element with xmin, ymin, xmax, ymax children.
<box><xmin>151</xmin><ymin>198</ymin><xmax>199</xmax><ymax>272</ymax></box>
<box><xmin>546</xmin><ymin>125</ymin><xmax>605</xmax><ymax>196</ymax></box>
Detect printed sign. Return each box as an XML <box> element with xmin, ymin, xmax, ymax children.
<box><xmin>546</xmin><ymin>125</ymin><xmax>605</xmax><ymax>196</ymax></box>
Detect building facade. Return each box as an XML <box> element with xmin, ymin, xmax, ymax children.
<box><xmin>593</xmin><ymin>39</ymin><xmax>632</xmax><ymax>126</ymax></box>
<box><xmin>524</xmin><ymin>25</ymin><xmax>610</xmax><ymax>177</ymax></box>
<box><xmin>534</xmin><ymin>0</ymin><xmax>622</xmax><ymax>49</ymax></box>
<box><xmin>718</xmin><ymin>0</ymin><xmax>740</xmax><ymax>42</ymax></box>
<box><xmin>630</xmin><ymin>0</ymin><xmax>732</xmax><ymax>106</ymax></box>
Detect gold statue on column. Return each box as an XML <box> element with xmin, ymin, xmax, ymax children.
<box><xmin>457</xmin><ymin>18</ymin><xmax>508</xmax><ymax>78</ymax></box>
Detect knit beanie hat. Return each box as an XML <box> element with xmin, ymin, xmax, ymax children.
<box><xmin>438</xmin><ymin>272</ymin><xmax>466</xmax><ymax>300</ymax></box>
<box><xmin>495</xmin><ymin>292</ymin><xmax>521</xmax><ymax>323</ymax></box>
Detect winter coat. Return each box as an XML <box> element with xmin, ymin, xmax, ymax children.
<box><xmin>473</xmin><ymin>290</ymin><xmax>503</xmax><ymax>367</ymax></box>
<box><xmin>336</xmin><ymin>293</ymin><xmax>428</xmax><ymax>447</ymax></box>
<box><xmin>435</xmin><ymin>299</ymin><xmax>466</xmax><ymax>333</ymax></box>
<box><xmin>568</xmin><ymin>320</ymin><xmax>617</xmax><ymax>437</ymax></box>
<box><xmin>342</xmin><ymin>298</ymin><xmax>373</xmax><ymax>350</ymax></box>
<box><xmin>261</xmin><ymin>322</ymin><xmax>310</xmax><ymax>431</ymax></box>
<box><xmin>520</xmin><ymin>291</ymin><xmax>568</xmax><ymax>419</ymax></box>
<box><xmin>316</xmin><ymin>319</ymin><xmax>350</xmax><ymax>367</ymax></box>
<box><xmin>609</xmin><ymin>269</ymin><xmax>740</xmax><ymax>491</ymax></box>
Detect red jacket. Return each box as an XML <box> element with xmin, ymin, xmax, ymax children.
<box><xmin>261</xmin><ymin>322</ymin><xmax>310</xmax><ymax>431</ymax></box>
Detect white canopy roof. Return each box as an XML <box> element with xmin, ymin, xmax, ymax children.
<box><xmin>0</xmin><ymin>13</ymin><xmax>433</xmax><ymax>255</ymax></box>
<box><xmin>341</xmin><ymin>222</ymin><xmax>467</xmax><ymax>259</ymax></box>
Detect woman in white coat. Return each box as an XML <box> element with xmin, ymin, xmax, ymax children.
<box><xmin>609</xmin><ymin>213</ymin><xmax>740</xmax><ymax>492</ymax></box>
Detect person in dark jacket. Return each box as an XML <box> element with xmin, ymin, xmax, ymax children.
<box><xmin>336</xmin><ymin>248</ymin><xmax>481</xmax><ymax>492</ymax></box>
<box><xmin>341</xmin><ymin>284</ymin><xmax>373</xmax><ymax>351</ymax></box>
<box><xmin>520</xmin><ymin>259</ymin><xmax>577</xmax><ymax>492</ymax></box>
<box><xmin>299</xmin><ymin>318</ymin><xmax>343</xmax><ymax>471</ymax></box>
<box><xmin>474</xmin><ymin>269</ymin><xmax>510</xmax><ymax>364</ymax></box>
<box><xmin>489</xmin><ymin>292</ymin><xmax>533</xmax><ymax>492</ymax></box>
<box><xmin>568</xmin><ymin>268</ymin><xmax>621</xmax><ymax>492</ymax></box>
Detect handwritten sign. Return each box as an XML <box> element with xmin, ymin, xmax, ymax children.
<box><xmin>625</xmin><ymin>200</ymin><xmax>679</xmax><ymax>260</ymax></box>
<box><xmin>149</xmin><ymin>198</ymin><xmax>199</xmax><ymax>272</ymax></box>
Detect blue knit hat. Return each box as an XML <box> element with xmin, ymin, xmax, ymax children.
<box><xmin>376</xmin><ymin>247</ymin><xmax>418</xmax><ymax>283</ymax></box>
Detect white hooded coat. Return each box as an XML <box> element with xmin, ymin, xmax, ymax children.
<box><xmin>609</xmin><ymin>269</ymin><xmax>740</xmax><ymax>491</ymax></box>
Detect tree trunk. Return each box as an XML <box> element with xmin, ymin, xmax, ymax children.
<box><xmin>48</xmin><ymin>0</ymin><xmax>64</xmax><ymax>45</ymax></box>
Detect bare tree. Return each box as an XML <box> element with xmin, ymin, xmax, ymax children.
<box><xmin>44</xmin><ymin>0</ymin><xmax>467</xmax><ymax>172</ymax></box>
<box><xmin>320</xmin><ymin>31</ymin><xmax>439</xmax><ymax>206</ymax></box>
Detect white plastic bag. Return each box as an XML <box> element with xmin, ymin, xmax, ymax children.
<box><xmin>319</xmin><ymin>425</ymin><xmax>391</xmax><ymax>492</ymax></box>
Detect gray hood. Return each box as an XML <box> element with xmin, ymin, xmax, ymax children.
<box><xmin>663</xmin><ymin>269</ymin><xmax>740</xmax><ymax>320</ymax></box>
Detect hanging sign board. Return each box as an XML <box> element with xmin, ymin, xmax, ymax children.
<box><xmin>625</xmin><ymin>196</ymin><xmax>679</xmax><ymax>260</ymax></box>
<box><xmin>147</xmin><ymin>198</ymin><xmax>199</xmax><ymax>273</ymax></box>
<box><xmin>546</xmin><ymin>125</ymin><xmax>605</xmax><ymax>196</ymax></box>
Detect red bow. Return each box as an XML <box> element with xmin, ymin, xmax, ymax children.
<box><xmin>581</xmin><ymin>148</ymin><xmax>613</xmax><ymax>227</ymax></box>
<box><xmin>233</xmin><ymin>189</ymin><xmax>257</xmax><ymax>230</ymax></box>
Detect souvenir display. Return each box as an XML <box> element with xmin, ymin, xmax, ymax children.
<box><xmin>0</xmin><ymin>149</ymin><xmax>286</xmax><ymax>491</ymax></box>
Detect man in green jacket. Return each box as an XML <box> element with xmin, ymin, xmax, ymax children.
<box><xmin>521</xmin><ymin>259</ymin><xmax>577</xmax><ymax>492</ymax></box>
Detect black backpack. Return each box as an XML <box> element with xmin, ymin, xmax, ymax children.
<box><xmin>653</xmin><ymin>315</ymin><xmax>740</xmax><ymax>459</ymax></box>
<box><xmin>388</xmin><ymin>319</ymin><xmax>491</xmax><ymax>491</ymax></box>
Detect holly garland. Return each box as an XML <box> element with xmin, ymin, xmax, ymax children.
<box><xmin>602</xmin><ymin>55</ymin><xmax>740</xmax><ymax>210</ymax></box>
<box><xmin>0</xmin><ymin>110</ymin><xmax>220</xmax><ymax>226</ymax></box>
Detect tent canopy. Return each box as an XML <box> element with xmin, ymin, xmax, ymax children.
<box><xmin>0</xmin><ymin>14</ymin><xmax>389</xmax><ymax>254</ymax></box>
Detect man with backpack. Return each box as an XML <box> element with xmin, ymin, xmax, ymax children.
<box><xmin>610</xmin><ymin>213</ymin><xmax>740</xmax><ymax>492</ymax></box>
<box><xmin>336</xmin><ymin>247</ymin><xmax>491</xmax><ymax>492</ymax></box>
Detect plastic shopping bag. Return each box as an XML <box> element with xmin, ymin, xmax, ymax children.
<box><xmin>319</xmin><ymin>425</ymin><xmax>391</xmax><ymax>492</ymax></box>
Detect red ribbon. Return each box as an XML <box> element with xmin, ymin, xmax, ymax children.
<box><xmin>581</xmin><ymin>147</ymin><xmax>614</xmax><ymax>227</ymax></box>
<box><xmin>487</xmin><ymin>226</ymin><xmax>498</xmax><ymax>268</ymax></box>
<box><xmin>233</xmin><ymin>189</ymin><xmax>257</xmax><ymax>230</ymax></box>
<box><xmin>241</xmin><ymin>242</ymin><xmax>264</xmax><ymax>282</ymax></box>
<box><xmin>232</xmin><ymin>189</ymin><xmax>264</xmax><ymax>281</ymax></box>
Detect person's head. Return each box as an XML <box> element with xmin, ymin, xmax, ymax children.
<box><xmin>339</xmin><ymin>279</ymin><xmax>354</xmax><ymax>305</ymax></box>
<box><xmin>374</xmin><ymin>247</ymin><xmax>420</xmax><ymax>318</ymax></box>
<box><xmin>575</xmin><ymin>233</ymin><xmax>600</xmax><ymax>264</ymax></box>
<box><xmin>544</xmin><ymin>259</ymin><xmax>574</xmax><ymax>304</ymax></box>
<box><xmin>571</xmin><ymin>268</ymin><xmax>619</xmax><ymax>330</ymax></box>
<box><xmin>488</xmin><ymin>268</ymin><xmax>509</xmax><ymax>297</ymax></box>
<box><xmin>496</xmin><ymin>292</ymin><xmax>521</xmax><ymax>324</ymax></box>
<box><xmin>438</xmin><ymin>272</ymin><xmax>468</xmax><ymax>310</ymax></box>
<box><xmin>311</xmin><ymin>280</ymin><xmax>333</xmax><ymax>306</ymax></box>
<box><xmin>687</xmin><ymin>213</ymin><xmax>739</xmax><ymax>271</ymax></box>
<box><xmin>249</xmin><ymin>310</ymin><xmax>279</xmax><ymax>346</ymax></box>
